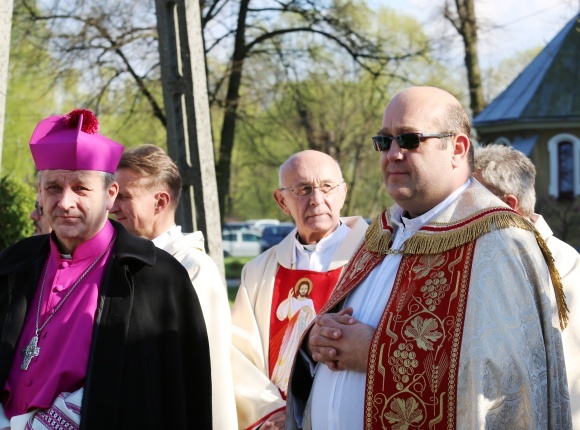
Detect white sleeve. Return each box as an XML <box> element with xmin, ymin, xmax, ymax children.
<box><xmin>10</xmin><ymin>388</ymin><xmax>83</xmax><ymax>430</ymax></box>
<box><xmin>231</xmin><ymin>262</ymin><xmax>286</xmax><ymax>430</ymax></box>
<box><xmin>0</xmin><ymin>403</ymin><xmax>10</xmax><ymax>428</ymax></box>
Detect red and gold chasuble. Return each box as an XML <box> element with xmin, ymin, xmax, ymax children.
<box><xmin>317</xmin><ymin>210</ymin><xmax>490</xmax><ymax>429</ymax></box>
<box><xmin>288</xmin><ymin>196</ymin><xmax>569</xmax><ymax>430</ymax></box>
<box><xmin>365</xmin><ymin>243</ymin><xmax>474</xmax><ymax>429</ymax></box>
<box><xmin>268</xmin><ymin>266</ymin><xmax>342</xmax><ymax>396</ymax></box>
<box><xmin>326</xmin><ymin>240</ymin><xmax>474</xmax><ymax>429</ymax></box>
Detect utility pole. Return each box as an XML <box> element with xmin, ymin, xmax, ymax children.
<box><xmin>154</xmin><ymin>0</ymin><xmax>225</xmax><ymax>281</ymax></box>
<box><xmin>0</xmin><ymin>0</ymin><xmax>14</xmax><ymax>178</ymax></box>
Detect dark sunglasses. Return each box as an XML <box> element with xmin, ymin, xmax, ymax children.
<box><xmin>372</xmin><ymin>132</ymin><xmax>454</xmax><ymax>151</ymax></box>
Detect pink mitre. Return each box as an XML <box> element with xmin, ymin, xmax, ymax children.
<box><xmin>29</xmin><ymin>108</ymin><xmax>124</xmax><ymax>173</ymax></box>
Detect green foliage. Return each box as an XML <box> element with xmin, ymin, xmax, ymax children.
<box><xmin>4</xmin><ymin>0</ymin><xmax>471</xmax><ymax>226</ymax></box>
<box><xmin>225</xmin><ymin>6</ymin><xmax>462</xmax><ymax>221</ymax></box>
<box><xmin>224</xmin><ymin>256</ymin><xmax>252</xmax><ymax>279</ymax></box>
<box><xmin>3</xmin><ymin>3</ymin><xmax>66</xmax><ymax>183</ymax></box>
<box><xmin>225</xmin><ymin>256</ymin><xmax>252</xmax><ymax>304</ymax></box>
<box><xmin>2</xmin><ymin>2</ymin><xmax>167</xmax><ymax>178</ymax></box>
<box><xmin>228</xmin><ymin>287</ymin><xmax>238</xmax><ymax>306</ymax></box>
<box><xmin>0</xmin><ymin>176</ymin><xmax>36</xmax><ymax>250</ymax></box>
<box><xmin>96</xmin><ymin>81</ymin><xmax>167</xmax><ymax>151</ymax></box>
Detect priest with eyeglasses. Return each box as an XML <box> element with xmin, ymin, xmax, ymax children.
<box><xmin>0</xmin><ymin>109</ymin><xmax>211</xmax><ymax>429</ymax></box>
<box><xmin>231</xmin><ymin>150</ymin><xmax>368</xmax><ymax>429</ymax></box>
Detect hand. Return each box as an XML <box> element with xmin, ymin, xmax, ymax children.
<box><xmin>307</xmin><ymin>307</ymin><xmax>356</xmax><ymax>357</ymax></box>
<box><xmin>308</xmin><ymin>307</ymin><xmax>374</xmax><ymax>372</ymax></box>
<box><xmin>261</xmin><ymin>410</ymin><xmax>285</xmax><ymax>430</ymax></box>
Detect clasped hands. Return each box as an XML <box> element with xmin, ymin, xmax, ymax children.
<box><xmin>306</xmin><ymin>307</ymin><xmax>375</xmax><ymax>372</ymax></box>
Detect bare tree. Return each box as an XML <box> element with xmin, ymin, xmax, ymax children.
<box><xmin>443</xmin><ymin>0</ymin><xmax>485</xmax><ymax>115</ymax></box>
<box><xmin>16</xmin><ymin>0</ymin><xmax>428</xmax><ymax>220</ymax></box>
<box><xmin>19</xmin><ymin>0</ymin><xmax>164</xmax><ymax>122</ymax></box>
<box><xmin>210</xmin><ymin>0</ymin><xmax>427</xmax><ymax>219</ymax></box>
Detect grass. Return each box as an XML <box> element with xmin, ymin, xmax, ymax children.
<box><xmin>224</xmin><ymin>256</ymin><xmax>252</xmax><ymax>278</ymax></box>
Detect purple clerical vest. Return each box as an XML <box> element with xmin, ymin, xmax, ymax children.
<box><xmin>2</xmin><ymin>222</ymin><xmax>115</xmax><ymax>417</ymax></box>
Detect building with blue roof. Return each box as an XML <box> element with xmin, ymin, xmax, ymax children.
<box><xmin>473</xmin><ymin>12</ymin><xmax>580</xmax><ymax>246</ymax></box>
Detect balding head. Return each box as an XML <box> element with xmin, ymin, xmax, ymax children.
<box><xmin>378</xmin><ymin>86</ymin><xmax>472</xmax><ymax>217</ymax></box>
<box><xmin>385</xmin><ymin>87</ymin><xmax>472</xmax><ymax>163</ymax></box>
<box><xmin>274</xmin><ymin>150</ymin><xmax>347</xmax><ymax>244</ymax></box>
<box><xmin>279</xmin><ymin>150</ymin><xmax>342</xmax><ymax>187</ymax></box>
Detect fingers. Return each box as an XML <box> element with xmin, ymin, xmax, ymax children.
<box><xmin>309</xmin><ymin>326</ymin><xmax>339</xmax><ymax>362</ymax></box>
<box><xmin>316</xmin><ymin>323</ymin><xmax>341</xmax><ymax>340</ymax></box>
<box><xmin>312</xmin><ymin>322</ymin><xmax>376</xmax><ymax>372</ymax></box>
<box><xmin>307</xmin><ymin>308</ymin><xmax>357</xmax><ymax>358</ymax></box>
<box><xmin>261</xmin><ymin>420</ymin><xmax>280</xmax><ymax>430</ymax></box>
<box><xmin>263</xmin><ymin>410</ymin><xmax>285</xmax><ymax>430</ymax></box>
<box><xmin>313</xmin><ymin>310</ymin><xmax>357</xmax><ymax>331</ymax></box>
<box><xmin>311</xmin><ymin>346</ymin><xmax>337</xmax><ymax>362</ymax></box>
<box><xmin>336</xmin><ymin>306</ymin><xmax>354</xmax><ymax>317</ymax></box>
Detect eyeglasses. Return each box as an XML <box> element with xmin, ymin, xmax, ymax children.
<box><xmin>372</xmin><ymin>132</ymin><xmax>454</xmax><ymax>151</ymax></box>
<box><xmin>279</xmin><ymin>183</ymin><xmax>343</xmax><ymax>197</ymax></box>
<box><xmin>35</xmin><ymin>201</ymin><xmax>44</xmax><ymax>216</ymax></box>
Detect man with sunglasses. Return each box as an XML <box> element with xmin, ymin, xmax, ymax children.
<box><xmin>231</xmin><ymin>150</ymin><xmax>368</xmax><ymax>429</ymax></box>
<box><xmin>286</xmin><ymin>86</ymin><xmax>571</xmax><ymax>429</ymax></box>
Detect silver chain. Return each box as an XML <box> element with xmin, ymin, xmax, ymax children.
<box><xmin>34</xmin><ymin>233</ymin><xmax>117</xmax><ymax>336</ymax></box>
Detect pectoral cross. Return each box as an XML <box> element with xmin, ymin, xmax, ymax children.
<box><xmin>21</xmin><ymin>335</ymin><xmax>40</xmax><ymax>370</ymax></box>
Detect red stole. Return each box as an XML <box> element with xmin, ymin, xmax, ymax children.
<box><xmin>320</xmin><ymin>241</ymin><xmax>474</xmax><ymax>429</ymax></box>
<box><xmin>268</xmin><ymin>266</ymin><xmax>342</xmax><ymax>395</ymax></box>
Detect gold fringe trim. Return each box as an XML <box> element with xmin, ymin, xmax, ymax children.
<box><xmin>533</xmin><ymin>229</ymin><xmax>569</xmax><ymax>330</ymax></box>
<box><xmin>365</xmin><ymin>209</ymin><xmax>569</xmax><ymax>330</ymax></box>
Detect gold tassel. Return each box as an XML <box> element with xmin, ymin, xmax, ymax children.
<box><xmin>365</xmin><ymin>208</ymin><xmax>569</xmax><ymax>330</ymax></box>
<box><xmin>533</xmin><ymin>229</ymin><xmax>569</xmax><ymax>330</ymax></box>
<box><xmin>365</xmin><ymin>210</ymin><xmax>535</xmax><ymax>255</ymax></box>
<box><xmin>364</xmin><ymin>213</ymin><xmax>395</xmax><ymax>255</ymax></box>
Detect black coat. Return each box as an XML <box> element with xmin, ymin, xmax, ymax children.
<box><xmin>0</xmin><ymin>220</ymin><xmax>212</xmax><ymax>429</ymax></box>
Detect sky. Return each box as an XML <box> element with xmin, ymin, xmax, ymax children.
<box><xmin>373</xmin><ymin>0</ymin><xmax>579</xmax><ymax>69</ymax></box>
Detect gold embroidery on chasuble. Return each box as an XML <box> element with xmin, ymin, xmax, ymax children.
<box><xmin>365</xmin><ymin>242</ymin><xmax>474</xmax><ymax>430</ymax></box>
<box><xmin>307</xmin><ymin>201</ymin><xmax>569</xmax><ymax>429</ymax></box>
<box><xmin>364</xmin><ymin>205</ymin><xmax>568</xmax><ymax>329</ymax></box>
<box><xmin>318</xmin><ymin>245</ymin><xmax>385</xmax><ymax>315</ymax></box>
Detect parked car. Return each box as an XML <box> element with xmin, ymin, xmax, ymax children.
<box><xmin>222</xmin><ymin>230</ymin><xmax>262</xmax><ymax>257</ymax></box>
<box><xmin>246</xmin><ymin>219</ymin><xmax>280</xmax><ymax>233</ymax></box>
<box><xmin>260</xmin><ymin>223</ymin><xmax>296</xmax><ymax>252</ymax></box>
<box><xmin>222</xmin><ymin>221</ymin><xmax>255</xmax><ymax>233</ymax></box>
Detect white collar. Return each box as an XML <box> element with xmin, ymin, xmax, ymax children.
<box><xmin>391</xmin><ymin>179</ymin><xmax>472</xmax><ymax>231</ymax></box>
<box><xmin>294</xmin><ymin>221</ymin><xmax>346</xmax><ymax>252</ymax></box>
<box><xmin>152</xmin><ymin>225</ymin><xmax>182</xmax><ymax>249</ymax></box>
<box><xmin>292</xmin><ymin>221</ymin><xmax>349</xmax><ymax>271</ymax></box>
